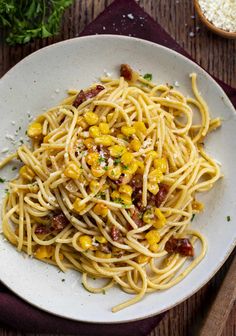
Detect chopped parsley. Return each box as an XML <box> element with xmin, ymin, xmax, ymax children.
<box><xmin>0</xmin><ymin>177</ymin><xmax>6</xmax><ymax>183</ymax></box>
<box><xmin>19</xmin><ymin>139</ymin><xmax>24</xmax><ymax>145</ymax></box>
<box><xmin>114</xmin><ymin>197</ymin><xmax>125</xmax><ymax>205</ymax></box>
<box><xmin>12</xmin><ymin>166</ymin><xmax>17</xmax><ymax>171</ymax></box>
<box><xmin>122</xmin><ymin>164</ymin><xmax>129</xmax><ymax>170</ymax></box>
<box><xmin>61</xmin><ymin>279</ymin><xmax>65</xmax><ymax>282</ymax></box>
<box><xmin>227</xmin><ymin>216</ymin><xmax>231</xmax><ymax>222</ymax></box>
<box><xmin>103</xmin><ymin>166</ymin><xmax>108</xmax><ymax>171</ymax></box>
<box><xmin>97</xmin><ymin>192</ymin><xmax>106</xmax><ymax>200</ymax></box>
<box><xmin>191</xmin><ymin>214</ymin><xmax>195</xmax><ymax>222</ymax></box>
<box><xmin>114</xmin><ymin>158</ymin><xmax>121</xmax><ymax>165</ymax></box>
<box><xmin>102</xmin><ymin>289</ymin><xmax>106</xmax><ymax>295</ymax></box>
<box><xmin>143</xmin><ymin>73</ymin><xmax>152</xmax><ymax>81</ymax></box>
<box><xmin>98</xmin><ymin>156</ymin><xmax>106</xmax><ymax>164</ymax></box>
<box><xmin>5</xmin><ymin>189</ymin><xmax>9</xmax><ymax>195</ymax></box>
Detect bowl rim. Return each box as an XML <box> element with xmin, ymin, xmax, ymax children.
<box><xmin>194</xmin><ymin>0</ymin><xmax>236</xmax><ymax>39</ymax></box>
<box><xmin>0</xmin><ymin>34</ymin><xmax>236</xmax><ymax>324</ymax></box>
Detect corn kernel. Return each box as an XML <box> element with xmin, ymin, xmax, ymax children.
<box><xmin>153</xmin><ymin>158</ymin><xmax>168</xmax><ymax>173</ymax></box>
<box><xmin>36</xmin><ymin>115</ymin><xmax>45</xmax><ymax>123</ymax></box>
<box><xmin>84</xmin><ymin>111</ymin><xmax>99</xmax><ymax>125</ymax></box>
<box><xmin>120</xmin><ymin>194</ymin><xmax>132</xmax><ymax>205</ymax></box>
<box><xmin>84</xmin><ymin>138</ymin><xmax>94</xmax><ymax>149</ymax></box>
<box><xmin>101</xmin><ymin>183</ymin><xmax>109</xmax><ymax>191</ymax></box>
<box><xmin>134</xmin><ymin>121</ymin><xmax>147</xmax><ymax>134</ymax></box>
<box><xmin>64</xmin><ymin>161</ymin><xmax>81</xmax><ymax>179</ymax></box>
<box><xmin>91</xmin><ymin>165</ymin><xmax>106</xmax><ymax>177</ymax></box>
<box><xmin>94</xmin><ymin>135</ymin><xmax>113</xmax><ymax>146</ymax></box>
<box><xmin>27</xmin><ymin>122</ymin><xmax>42</xmax><ymax>139</ymax></box>
<box><xmin>35</xmin><ymin>246</ymin><xmax>53</xmax><ymax>259</ymax></box>
<box><xmin>192</xmin><ymin>200</ymin><xmax>204</xmax><ymax>211</ymax></box>
<box><xmin>107</xmin><ymin>113</ymin><xmax>114</xmax><ymax>122</ymax></box>
<box><xmin>149</xmin><ymin>244</ymin><xmax>159</xmax><ymax>253</ymax></box>
<box><xmin>117</xmin><ymin>133</ymin><xmax>126</xmax><ymax>140</ymax></box>
<box><xmin>109</xmin><ymin>145</ymin><xmax>126</xmax><ymax>157</ymax></box>
<box><xmin>19</xmin><ymin>165</ymin><xmax>35</xmax><ymax>181</ymax></box>
<box><xmin>145</xmin><ymin>230</ymin><xmax>161</xmax><ymax>245</ymax></box>
<box><xmin>121</xmin><ymin>125</ymin><xmax>136</xmax><ymax>137</ymax></box>
<box><xmin>130</xmin><ymin>138</ymin><xmax>141</xmax><ymax>151</ymax></box>
<box><xmin>121</xmin><ymin>152</ymin><xmax>134</xmax><ymax>165</ymax></box>
<box><xmin>99</xmin><ymin>122</ymin><xmax>110</xmax><ymax>134</ymax></box>
<box><xmin>148</xmin><ymin>168</ymin><xmax>163</xmax><ymax>184</ymax></box>
<box><xmin>153</xmin><ymin>208</ymin><xmax>166</xmax><ymax>228</ymax></box>
<box><xmin>111</xmin><ymin>190</ymin><xmax>120</xmax><ymax>199</ymax></box>
<box><xmin>147</xmin><ymin>183</ymin><xmax>159</xmax><ymax>195</ymax></box>
<box><xmin>73</xmin><ymin>197</ymin><xmax>86</xmax><ymax>213</ymax></box>
<box><xmin>136</xmin><ymin>254</ymin><xmax>150</xmax><ymax>264</ymax></box>
<box><xmin>143</xmin><ymin>208</ymin><xmax>155</xmax><ymax>224</ymax></box>
<box><xmin>136</xmin><ymin>160</ymin><xmax>145</xmax><ymax>174</ymax></box>
<box><xmin>95</xmin><ymin>251</ymin><xmax>112</xmax><ymax>259</ymax></box>
<box><xmin>123</xmin><ymin>160</ymin><xmax>138</xmax><ymax>175</ymax></box>
<box><xmin>119</xmin><ymin>185</ymin><xmax>133</xmax><ymax>196</ymax></box>
<box><xmin>77</xmin><ymin>116</ymin><xmax>88</xmax><ymax>129</ymax></box>
<box><xmin>146</xmin><ymin>150</ymin><xmax>158</xmax><ymax>160</ymax></box>
<box><xmin>95</xmin><ymin>236</ymin><xmax>107</xmax><ymax>244</ymax></box>
<box><xmin>89</xmin><ymin>180</ymin><xmax>100</xmax><ymax>192</ymax></box>
<box><xmin>93</xmin><ymin>203</ymin><xmax>108</xmax><ymax>217</ymax></box>
<box><xmin>86</xmin><ymin>152</ymin><xmax>99</xmax><ymax>166</ymax></box>
<box><xmin>107</xmin><ymin>165</ymin><xmax>122</xmax><ymax>180</ymax></box>
<box><xmin>89</xmin><ymin>125</ymin><xmax>101</xmax><ymax>138</ymax></box>
<box><xmin>78</xmin><ymin>235</ymin><xmax>92</xmax><ymax>250</ymax></box>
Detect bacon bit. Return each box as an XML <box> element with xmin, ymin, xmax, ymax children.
<box><xmin>112</xmin><ymin>173</ymin><xmax>125</xmax><ymax>186</ymax></box>
<box><xmin>85</xmin><ymin>85</ymin><xmax>104</xmax><ymax>99</ymax></box>
<box><xmin>73</xmin><ymin>85</ymin><xmax>105</xmax><ymax>108</ymax></box>
<box><xmin>73</xmin><ymin>90</ymin><xmax>86</xmax><ymax>108</ymax></box>
<box><xmin>111</xmin><ymin>225</ymin><xmax>122</xmax><ymax>242</ymax></box>
<box><xmin>131</xmin><ymin>207</ymin><xmax>143</xmax><ymax>227</ymax></box>
<box><xmin>130</xmin><ymin>174</ymin><xmax>143</xmax><ymax>189</ymax></box>
<box><xmin>165</xmin><ymin>237</ymin><xmax>194</xmax><ymax>257</ymax></box>
<box><xmin>51</xmin><ymin>213</ymin><xmax>69</xmax><ymax>232</ymax></box>
<box><xmin>100</xmin><ymin>244</ymin><xmax>111</xmax><ymax>254</ymax></box>
<box><xmin>35</xmin><ymin>225</ymin><xmax>51</xmax><ymax>235</ymax></box>
<box><xmin>155</xmin><ymin>183</ymin><xmax>169</xmax><ymax>207</ymax></box>
<box><xmin>120</xmin><ymin>64</ymin><xmax>133</xmax><ymax>81</ymax></box>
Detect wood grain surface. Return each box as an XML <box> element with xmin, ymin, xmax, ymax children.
<box><xmin>0</xmin><ymin>1</ymin><xmax>235</xmax><ymax>336</ymax></box>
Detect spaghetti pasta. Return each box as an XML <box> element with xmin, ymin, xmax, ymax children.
<box><xmin>1</xmin><ymin>65</ymin><xmax>221</xmax><ymax>312</ymax></box>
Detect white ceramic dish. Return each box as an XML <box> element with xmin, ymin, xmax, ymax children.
<box><xmin>0</xmin><ymin>35</ymin><xmax>235</xmax><ymax>324</ymax></box>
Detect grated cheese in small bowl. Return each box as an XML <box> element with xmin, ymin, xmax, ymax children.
<box><xmin>196</xmin><ymin>0</ymin><xmax>236</xmax><ymax>38</ymax></box>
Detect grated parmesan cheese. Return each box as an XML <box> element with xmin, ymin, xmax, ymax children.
<box><xmin>198</xmin><ymin>0</ymin><xmax>236</xmax><ymax>32</ymax></box>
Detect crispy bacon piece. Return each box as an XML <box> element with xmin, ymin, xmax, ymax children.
<box><xmin>165</xmin><ymin>237</ymin><xmax>194</xmax><ymax>257</ymax></box>
<box><xmin>155</xmin><ymin>183</ymin><xmax>169</xmax><ymax>207</ymax></box>
<box><xmin>51</xmin><ymin>213</ymin><xmax>69</xmax><ymax>232</ymax></box>
<box><xmin>120</xmin><ymin>64</ymin><xmax>133</xmax><ymax>81</ymax></box>
<box><xmin>100</xmin><ymin>244</ymin><xmax>111</xmax><ymax>254</ymax></box>
<box><xmin>130</xmin><ymin>174</ymin><xmax>143</xmax><ymax>189</ymax></box>
<box><xmin>73</xmin><ymin>85</ymin><xmax>105</xmax><ymax>108</ymax></box>
<box><xmin>111</xmin><ymin>225</ymin><xmax>122</xmax><ymax>242</ymax></box>
<box><xmin>131</xmin><ymin>207</ymin><xmax>143</xmax><ymax>228</ymax></box>
<box><xmin>35</xmin><ymin>225</ymin><xmax>51</xmax><ymax>235</ymax></box>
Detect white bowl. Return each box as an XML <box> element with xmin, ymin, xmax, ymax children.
<box><xmin>0</xmin><ymin>35</ymin><xmax>235</xmax><ymax>324</ymax></box>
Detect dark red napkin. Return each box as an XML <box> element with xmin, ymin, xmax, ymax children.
<box><xmin>0</xmin><ymin>0</ymin><xmax>236</xmax><ymax>335</ymax></box>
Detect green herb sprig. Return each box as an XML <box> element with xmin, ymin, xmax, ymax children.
<box><xmin>0</xmin><ymin>0</ymin><xmax>73</xmax><ymax>45</ymax></box>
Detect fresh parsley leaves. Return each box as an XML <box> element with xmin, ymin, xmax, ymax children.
<box><xmin>227</xmin><ymin>216</ymin><xmax>231</xmax><ymax>222</ymax></box>
<box><xmin>0</xmin><ymin>0</ymin><xmax>74</xmax><ymax>45</ymax></box>
<box><xmin>143</xmin><ymin>73</ymin><xmax>152</xmax><ymax>81</ymax></box>
<box><xmin>0</xmin><ymin>177</ymin><xmax>6</xmax><ymax>183</ymax></box>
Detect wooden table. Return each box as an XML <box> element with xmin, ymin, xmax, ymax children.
<box><xmin>0</xmin><ymin>1</ymin><xmax>235</xmax><ymax>335</ymax></box>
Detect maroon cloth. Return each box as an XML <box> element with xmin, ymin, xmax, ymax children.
<box><xmin>0</xmin><ymin>0</ymin><xmax>235</xmax><ymax>334</ymax></box>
